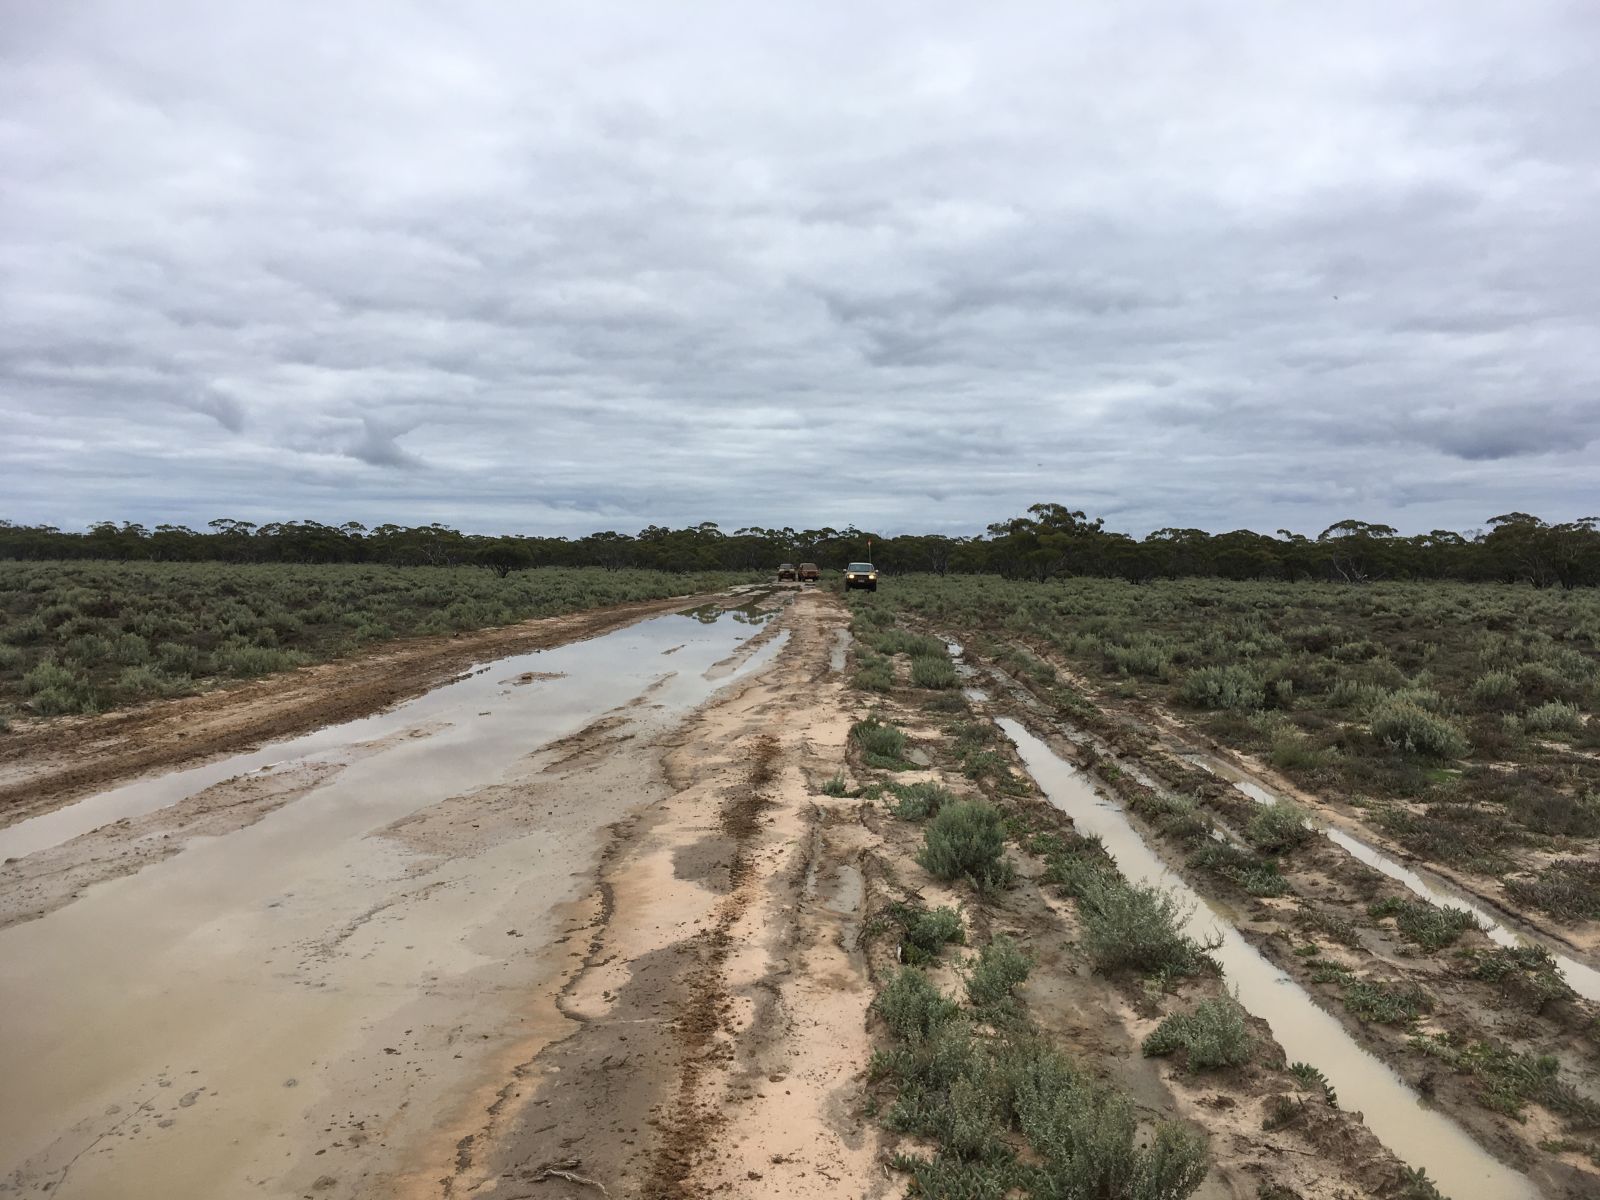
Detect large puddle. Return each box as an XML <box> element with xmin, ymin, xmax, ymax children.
<box><xmin>0</xmin><ymin>601</ymin><xmax>779</xmax><ymax>861</ymax></box>
<box><xmin>0</xmin><ymin>603</ymin><xmax>787</xmax><ymax>1199</ymax></box>
<box><xmin>999</xmin><ymin>718</ymin><xmax>1538</xmax><ymax>1200</ymax></box>
<box><xmin>1178</xmin><ymin>749</ymin><xmax>1600</xmax><ymax>1004</ymax></box>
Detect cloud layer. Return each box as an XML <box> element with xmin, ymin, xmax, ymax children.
<box><xmin>4</xmin><ymin>1</ymin><xmax>1598</xmax><ymax>537</ymax></box>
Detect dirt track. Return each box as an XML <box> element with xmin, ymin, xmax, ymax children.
<box><xmin>2</xmin><ymin>589</ymin><xmax>1588</xmax><ymax>1198</ymax></box>
<box><xmin>0</xmin><ymin>588</ymin><xmax>728</xmax><ymax>825</ymax></box>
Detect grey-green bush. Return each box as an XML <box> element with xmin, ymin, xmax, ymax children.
<box><xmin>919</xmin><ymin>800</ymin><xmax>1013</xmax><ymax>893</ymax></box>
<box><xmin>1369</xmin><ymin>699</ymin><xmax>1468</xmax><ymax>759</ymax></box>
<box><xmin>875</xmin><ymin>967</ymin><xmax>961</xmax><ymax>1044</ymax></box>
<box><xmin>910</xmin><ymin>654</ymin><xmax>959</xmax><ymax>689</ymax></box>
<box><xmin>964</xmin><ymin>935</ymin><xmax>1031</xmax><ymax>1010</ymax></box>
<box><xmin>1178</xmin><ymin>665</ymin><xmax>1264</xmax><ymax>711</ymax></box>
<box><xmin>1143</xmin><ymin>994</ymin><xmax>1254</xmax><ymax>1071</ymax></box>
<box><xmin>1245</xmin><ymin>800</ymin><xmax>1312</xmax><ymax>854</ymax></box>
<box><xmin>1075</xmin><ymin>875</ymin><xmax>1212</xmax><ymax>978</ymax></box>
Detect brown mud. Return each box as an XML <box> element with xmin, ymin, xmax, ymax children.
<box><xmin>0</xmin><ymin>589</ymin><xmax>732</xmax><ymax>824</ymax></box>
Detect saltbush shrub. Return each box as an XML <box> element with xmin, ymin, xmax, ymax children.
<box><xmin>1522</xmin><ymin>701</ymin><xmax>1584</xmax><ymax>734</ymax></box>
<box><xmin>1143</xmin><ymin>995</ymin><xmax>1254</xmax><ymax>1070</ymax></box>
<box><xmin>1246</xmin><ymin>800</ymin><xmax>1313</xmax><ymax>854</ymax></box>
<box><xmin>1075</xmin><ymin>875</ymin><xmax>1212</xmax><ymax>978</ymax></box>
<box><xmin>964</xmin><ymin>935</ymin><xmax>1032</xmax><ymax>1010</ymax></box>
<box><xmin>919</xmin><ymin>800</ymin><xmax>1014</xmax><ymax>893</ymax></box>
<box><xmin>1469</xmin><ymin>670</ymin><xmax>1520</xmax><ymax>712</ymax></box>
<box><xmin>1369</xmin><ymin>699</ymin><xmax>1467</xmax><ymax>759</ymax></box>
<box><xmin>910</xmin><ymin>655</ymin><xmax>959</xmax><ymax>689</ymax></box>
<box><xmin>1178</xmin><ymin>665</ymin><xmax>1264</xmax><ymax>711</ymax></box>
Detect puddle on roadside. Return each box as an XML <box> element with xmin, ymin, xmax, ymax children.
<box><xmin>0</xmin><ymin>605</ymin><xmax>783</xmax><ymax>862</ymax></box>
<box><xmin>999</xmin><ymin>717</ymin><xmax>1538</xmax><ymax>1200</ymax></box>
<box><xmin>0</xmin><ymin>605</ymin><xmax>790</xmax><ymax>1198</ymax></box>
<box><xmin>1180</xmin><ymin>749</ymin><xmax>1600</xmax><ymax>1003</ymax></box>
<box><xmin>830</xmin><ymin>862</ymin><xmax>865</xmax><ymax>950</ymax></box>
<box><xmin>830</xmin><ymin>629</ymin><xmax>852</xmax><ymax>673</ymax></box>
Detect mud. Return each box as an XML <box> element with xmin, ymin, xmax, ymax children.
<box><xmin>1000</xmin><ymin>717</ymin><xmax>1539</xmax><ymax>1200</ymax></box>
<box><xmin>0</xmin><ymin>589</ymin><xmax>740</xmax><ymax>825</ymax></box>
<box><xmin>0</xmin><ymin>598</ymin><xmax>787</xmax><ymax>1200</ymax></box>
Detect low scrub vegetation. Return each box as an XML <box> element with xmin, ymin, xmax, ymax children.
<box><xmin>1143</xmin><ymin>994</ymin><xmax>1255</xmax><ymax>1071</ymax></box>
<box><xmin>918</xmin><ymin>800</ymin><xmax>1014</xmax><ymax>894</ymax></box>
<box><xmin>872</xmin><ymin>954</ymin><xmax>1210</xmax><ymax>1199</ymax></box>
<box><xmin>1069</xmin><ymin>873</ymin><xmax>1216</xmax><ymax>981</ymax></box>
<box><xmin>0</xmin><ymin>562</ymin><xmax>755</xmax><ymax>721</ymax></box>
<box><xmin>851</xmin><ymin>716</ymin><xmax>911</xmax><ymax>769</ymax></box>
<box><xmin>1368</xmin><ymin>897</ymin><xmax>1480</xmax><ymax>951</ymax></box>
<box><xmin>1244</xmin><ymin>799</ymin><xmax>1313</xmax><ymax>853</ymax></box>
<box><xmin>864</xmin><ymin>575</ymin><xmax>1600</xmax><ymax>889</ymax></box>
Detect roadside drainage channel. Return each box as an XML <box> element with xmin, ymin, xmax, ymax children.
<box><xmin>997</xmin><ymin>717</ymin><xmax>1538</xmax><ymax>1200</ymax></box>
<box><xmin>1177</xmin><ymin>748</ymin><xmax>1600</xmax><ymax>1004</ymax></box>
<box><xmin>945</xmin><ymin>635</ymin><xmax>1600</xmax><ymax>1006</ymax></box>
<box><xmin>0</xmin><ymin>601</ymin><xmax>786</xmax><ymax>862</ymax></box>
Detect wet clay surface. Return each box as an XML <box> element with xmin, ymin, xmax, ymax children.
<box><xmin>444</xmin><ymin>591</ymin><xmax>888</xmax><ymax>1199</ymax></box>
<box><xmin>0</xmin><ymin>596</ymin><xmax>788</xmax><ymax>1200</ymax></box>
<box><xmin>0</xmin><ymin>589</ymin><xmax>735</xmax><ymax>825</ymax></box>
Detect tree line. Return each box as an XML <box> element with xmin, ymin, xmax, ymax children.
<box><xmin>2</xmin><ymin>506</ymin><xmax>1598</xmax><ymax>586</ymax></box>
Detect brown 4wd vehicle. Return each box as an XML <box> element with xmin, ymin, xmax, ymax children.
<box><xmin>776</xmin><ymin>563</ymin><xmax>797</xmax><ymax>581</ymax></box>
<box><xmin>797</xmin><ymin>562</ymin><xmax>820</xmax><ymax>582</ymax></box>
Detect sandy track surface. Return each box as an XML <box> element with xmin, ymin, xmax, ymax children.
<box><xmin>0</xmin><ymin>589</ymin><xmax>729</xmax><ymax>825</ymax></box>
<box><xmin>6</xmin><ymin>587</ymin><xmax>1576</xmax><ymax>1200</ymax></box>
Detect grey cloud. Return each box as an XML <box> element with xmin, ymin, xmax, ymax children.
<box><xmin>2</xmin><ymin>1</ymin><xmax>1598</xmax><ymax>537</ymax></box>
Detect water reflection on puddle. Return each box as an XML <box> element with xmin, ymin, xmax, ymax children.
<box><xmin>1000</xmin><ymin>718</ymin><xmax>1537</xmax><ymax>1200</ymax></box>
<box><xmin>1180</xmin><ymin>749</ymin><xmax>1600</xmax><ymax>1003</ymax></box>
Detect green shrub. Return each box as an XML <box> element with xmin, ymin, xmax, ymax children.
<box><xmin>889</xmin><ymin>781</ymin><xmax>953</xmax><ymax>821</ymax></box>
<box><xmin>1188</xmin><ymin>841</ymin><xmax>1289</xmax><ymax>896</ymax></box>
<box><xmin>211</xmin><ymin>643</ymin><xmax>309</xmax><ymax>678</ymax></box>
<box><xmin>1010</xmin><ymin>1048</ymin><xmax>1210</xmax><ymax>1198</ymax></box>
<box><xmin>821</xmin><ymin>772</ymin><xmax>848</xmax><ymax>797</ymax></box>
<box><xmin>1245</xmin><ymin>800</ymin><xmax>1313</xmax><ymax>853</ymax></box>
<box><xmin>1469</xmin><ymin>670</ymin><xmax>1521</xmax><ymax>711</ymax></box>
<box><xmin>2</xmin><ymin>617</ymin><xmax>46</xmax><ymax>645</ymax></box>
<box><xmin>875</xmin><ymin>967</ymin><xmax>961</xmax><ymax>1044</ymax></box>
<box><xmin>1506</xmin><ymin>859</ymin><xmax>1600</xmax><ymax>921</ymax></box>
<box><xmin>1369</xmin><ymin>699</ymin><xmax>1467</xmax><ymax>759</ymax></box>
<box><xmin>964</xmin><ymin>935</ymin><xmax>1031</xmax><ymax>1010</ymax></box>
<box><xmin>851</xmin><ymin>717</ymin><xmax>909</xmax><ymax>767</ymax></box>
<box><xmin>1178</xmin><ymin>665</ymin><xmax>1264</xmax><ymax>711</ymax></box>
<box><xmin>919</xmin><ymin>801</ymin><xmax>1014</xmax><ymax>893</ymax></box>
<box><xmin>1143</xmin><ymin>994</ymin><xmax>1254</xmax><ymax>1070</ymax></box>
<box><xmin>1341</xmin><ymin>977</ymin><xmax>1434</xmax><ymax>1025</ymax></box>
<box><xmin>21</xmin><ymin>658</ymin><xmax>75</xmax><ymax>695</ymax></box>
<box><xmin>852</xmin><ymin>661</ymin><xmax>895</xmax><ymax>693</ymax></box>
<box><xmin>1288</xmin><ymin>1062</ymin><xmax>1338</xmax><ymax>1107</ymax></box>
<box><xmin>1075</xmin><ymin>875</ymin><xmax>1213</xmax><ymax>978</ymax></box>
<box><xmin>910</xmin><ymin>654</ymin><xmax>959</xmax><ymax>689</ymax></box>
<box><xmin>1522</xmin><ymin>701</ymin><xmax>1584</xmax><ymax>734</ymax></box>
<box><xmin>1465</xmin><ymin>946</ymin><xmax>1575</xmax><ymax>1011</ymax></box>
<box><xmin>1268</xmin><ymin>729</ymin><xmax>1325</xmax><ymax>772</ymax></box>
<box><xmin>899</xmin><ymin>905</ymin><xmax>965</xmax><ymax>963</ymax></box>
<box><xmin>1368</xmin><ymin>897</ymin><xmax>1480</xmax><ymax>950</ymax></box>
<box><xmin>872</xmin><ymin>629</ymin><xmax>948</xmax><ymax>659</ymax></box>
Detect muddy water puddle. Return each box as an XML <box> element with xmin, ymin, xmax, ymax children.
<box><xmin>1179</xmin><ymin>749</ymin><xmax>1600</xmax><ymax>1003</ymax></box>
<box><xmin>0</xmin><ymin>606</ymin><xmax>788</xmax><ymax>1200</ymax></box>
<box><xmin>999</xmin><ymin>718</ymin><xmax>1538</xmax><ymax>1200</ymax></box>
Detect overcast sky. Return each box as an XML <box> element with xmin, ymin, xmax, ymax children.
<box><xmin>4</xmin><ymin>1</ymin><xmax>1598</xmax><ymax>540</ymax></box>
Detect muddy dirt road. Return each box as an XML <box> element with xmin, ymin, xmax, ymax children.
<box><xmin>0</xmin><ymin>592</ymin><xmax>806</xmax><ymax>1198</ymax></box>
<box><xmin>3</xmin><ymin>589</ymin><xmax>1588</xmax><ymax>1199</ymax></box>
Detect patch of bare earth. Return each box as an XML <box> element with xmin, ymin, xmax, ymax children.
<box><xmin>428</xmin><ymin>592</ymin><xmax>888</xmax><ymax>1199</ymax></box>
